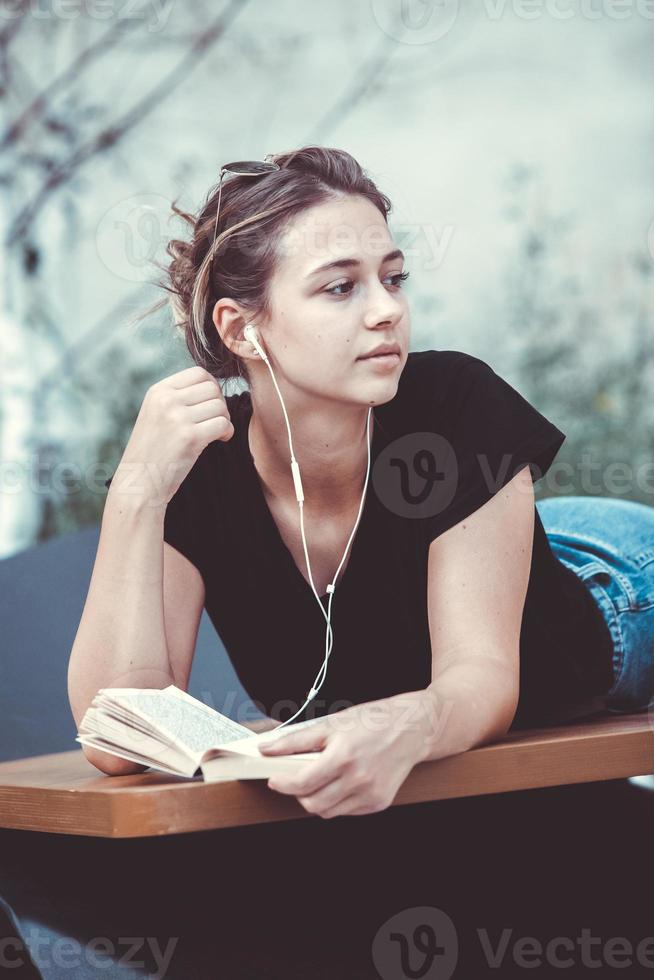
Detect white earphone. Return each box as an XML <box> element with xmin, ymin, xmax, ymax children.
<box><xmin>243</xmin><ymin>323</ymin><xmax>373</xmax><ymax>729</ymax></box>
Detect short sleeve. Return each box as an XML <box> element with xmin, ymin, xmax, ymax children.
<box><xmin>103</xmin><ymin>469</ymin><xmax>207</xmax><ymax>580</ymax></box>
<box><xmin>420</xmin><ymin>355</ymin><xmax>566</xmax><ymax>542</ymax></box>
<box><xmin>162</xmin><ymin>476</ymin><xmax>208</xmax><ymax>578</ymax></box>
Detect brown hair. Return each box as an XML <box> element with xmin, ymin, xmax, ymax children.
<box><xmin>145</xmin><ymin>145</ymin><xmax>392</xmax><ymax>384</ymax></box>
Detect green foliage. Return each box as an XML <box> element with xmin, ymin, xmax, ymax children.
<box><xmin>502</xmin><ymin>165</ymin><xmax>654</xmax><ymax>505</ymax></box>
<box><xmin>32</xmin><ymin>330</ymin><xmax>193</xmax><ymax>543</ymax></box>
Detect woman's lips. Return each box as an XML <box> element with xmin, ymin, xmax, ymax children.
<box><xmin>357</xmin><ymin>352</ymin><xmax>401</xmax><ymax>366</ymax></box>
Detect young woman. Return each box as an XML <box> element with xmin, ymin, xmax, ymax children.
<box><xmin>68</xmin><ymin>145</ymin><xmax>654</xmax><ymax>820</ymax></box>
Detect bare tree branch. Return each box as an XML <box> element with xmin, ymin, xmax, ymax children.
<box><xmin>0</xmin><ymin>1</ymin><xmax>175</xmax><ymax>151</ymax></box>
<box><xmin>0</xmin><ymin>1</ymin><xmax>30</xmax><ymax>47</ymax></box>
<box><xmin>303</xmin><ymin>31</ymin><xmax>399</xmax><ymax>144</ymax></box>
<box><xmin>6</xmin><ymin>0</ymin><xmax>252</xmax><ymax>247</ymax></box>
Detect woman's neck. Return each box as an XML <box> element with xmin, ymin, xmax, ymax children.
<box><xmin>247</xmin><ymin>398</ymin><xmax>373</xmax><ymax>514</ymax></box>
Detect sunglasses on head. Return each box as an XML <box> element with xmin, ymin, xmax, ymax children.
<box><xmin>209</xmin><ymin>158</ymin><xmax>281</xmax><ymax>281</ymax></box>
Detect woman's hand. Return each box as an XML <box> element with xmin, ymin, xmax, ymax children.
<box><xmin>109</xmin><ymin>366</ymin><xmax>234</xmax><ymax>508</ymax></box>
<box><xmin>258</xmin><ymin>691</ymin><xmax>434</xmax><ymax>819</ymax></box>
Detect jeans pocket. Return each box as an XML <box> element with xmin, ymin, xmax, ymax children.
<box><xmin>575</xmin><ymin>560</ymin><xmax>612</xmax><ymax>587</ymax></box>
<box><xmin>570</xmin><ymin>556</ymin><xmax>639</xmax><ymax>613</ymax></box>
<box><xmin>633</xmin><ymin>548</ymin><xmax>654</xmax><ymax>571</ymax></box>
<box><xmin>559</xmin><ymin>558</ymin><xmax>626</xmax><ymax>697</ymax></box>
<box><xmin>574</xmin><ymin>560</ymin><xmax>654</xmax><ymax>710</ymax></box>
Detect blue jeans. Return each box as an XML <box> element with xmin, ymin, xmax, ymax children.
<box><xmin>536</xmin><ymin>495</ymin><xmax>654</xmax><ymax>715</ymax></box>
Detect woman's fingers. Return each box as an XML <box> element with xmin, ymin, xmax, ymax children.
<box><xmin>167</xmin><ymin>365</ymin><xmax>214</xmax><ymax>389</ymax></box>
<box><xmin>181</xmin><ymin>380</ymin><xmax>225</xmax><ymax>406</ymax></box>
<box><xmin>186</xmin><ymin>400</ymin><xmax>232</xmax><ymax>425</ymax></box>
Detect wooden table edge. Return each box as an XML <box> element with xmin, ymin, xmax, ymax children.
<box><xmin>0</xmin><ymin>713</ymin><xmax>652</xmax><ymax>838</ymax></box>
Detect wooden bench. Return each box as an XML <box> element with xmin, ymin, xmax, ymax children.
<box><xmin>0</xmin><ymin>711</ymin><xmax>652</xmax><ymax>839</ymax></box>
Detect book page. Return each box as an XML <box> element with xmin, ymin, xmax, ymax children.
<box><xmin>201</xmin><ymin>753</ymin><xmax>317</xmax><ymax>783</ymax></box>
<box><xmin>75</xmin><ymin>735</ymin><xmax>194</xmax><ymax>778</ymax></box>
<box><xmin>76</xmin><ymin>706</ymin><xmax>198</xmax><ymax>776</ymax></box>
<box><xmin>163</xmin><ymin>685</ymin><xmax>253</xmax><ymax>739</ymax></box>
<box><xmin>94</xmin><ymin>687</ymin><xmax>255</xmax><ymax>765</ymax></box>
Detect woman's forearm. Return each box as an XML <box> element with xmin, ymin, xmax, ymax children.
<box><xmin>411</xmin><ymin>658</ymin><xmax>519</xmax><ymax>764</ymax></box>
<box><xmin>67</xmin><ymin>490</ymin><xmax>173</xmax><ymax>775</ymax></box>
<box><xmin>241</xmin><ymin>716</ymin><xmax>282</xmax><ymax>734</ymax></box>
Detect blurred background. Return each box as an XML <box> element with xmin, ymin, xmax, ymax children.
<box><xmin>1</xmin><ymin>0</ymin><xmax>653</xmax><ymax>756</ymax></box>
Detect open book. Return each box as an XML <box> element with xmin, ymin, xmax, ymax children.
<box><xmin>76</xmin><ymin>685</ymin><xmax>325</xmax><ymax>782</ymax></box>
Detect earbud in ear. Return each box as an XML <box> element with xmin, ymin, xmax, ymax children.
<box><xmin>244</xmin><ymin>323</ymin><xmax>267</xmax><ymax>361</ymax></box>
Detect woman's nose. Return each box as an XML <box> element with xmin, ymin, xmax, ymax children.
<box><xmin>364</xmin><ymin>280</ymin><xmax>405</xmax><ymax>326</ymax></box>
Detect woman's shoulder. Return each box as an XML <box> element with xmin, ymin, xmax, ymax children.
<box><xmin>401</xmin><ymin>347</ymin><xmax>486</xmax><ymax>380</ymax></box>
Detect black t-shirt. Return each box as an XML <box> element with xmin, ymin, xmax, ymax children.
<box><xmin>105</xmin><ymin>349</ymin><xmax>614</xmax><ymax>729</ymax></box>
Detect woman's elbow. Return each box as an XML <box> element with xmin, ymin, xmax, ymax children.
<box><xmin>82</xmin><ymin>745</ymin><xmax>148</xmax><ymax>777</ymax></box>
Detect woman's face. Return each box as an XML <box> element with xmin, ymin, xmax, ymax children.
<box><xmin>258</xmin><ymin>193</ymin><xmax>411</xmax><ymax>407</ymax></box>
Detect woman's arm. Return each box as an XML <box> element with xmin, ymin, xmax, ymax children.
<box><xmin>241</xmin><ymin>716</ymin><xmax>282</xmax><ymax>734</ymax></box>
<box><xmin>68</xmin><ymin>485</ymin><xmax>175</xmax><ymax>776</ymax></box>
<box><xmin>408</xmin><ymin>658</ymin><xmax>520</xmax><ymax>764</ymax></box>
<box><xmin>418</xmin><ymin>465</ymin><xmax>535</xmax><ymax>760</ymax></box>
<box><xmin>350</xmin><ymin>465</ymin><xmax>532</xmax><ymax>765</ymax></box>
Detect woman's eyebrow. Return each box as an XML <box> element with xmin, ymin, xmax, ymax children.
<box><xmin>305</xmin><ymin>248</ymin><xmax>404</xmax><ymax>279</ymax></box>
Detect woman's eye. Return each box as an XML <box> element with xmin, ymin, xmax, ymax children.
<box><xmin>325</xmin><ymin>270</ymin><xmax>410</xmax><ymax>297</ymax></box>
<box><xmin>326</xmin><ymin>280</ymin><xmax>355</xmax><ymax>297</ymax></box>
